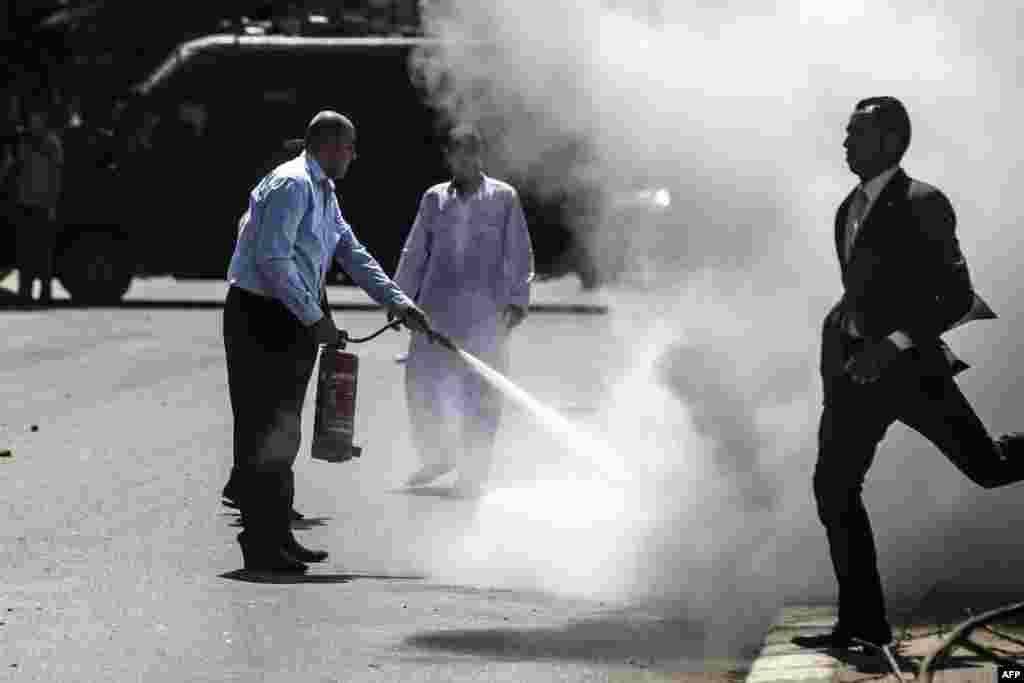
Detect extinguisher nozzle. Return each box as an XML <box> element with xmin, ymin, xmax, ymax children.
<box><xmin>430</xmin><ymin>331</ymin><xmax>456</xmax><ymax>351</ymax></box>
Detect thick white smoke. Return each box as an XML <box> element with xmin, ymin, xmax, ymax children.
<box><xmin>409</xmin><ymin>0</ymin><xmax>1024</xmax><ymax>648</ymax></box>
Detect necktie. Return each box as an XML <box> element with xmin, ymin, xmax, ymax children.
<box><xmin>844</xmin><ymin>188</ymin><xmax>869</xmax><ymax>263</ymax></box>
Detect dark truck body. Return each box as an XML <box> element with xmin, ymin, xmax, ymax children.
<box><xmin>121</xmin><ymin>35</ymin><xmax>589</xmax><ymax>289</ymax></box>
<box><xmin>1</xmin><ymin>123</ymin><xmax>133</xmax><ymax>302</ymax></box>
<box><xmin>4</xmin><ymin>34</ymin><xmax>665</xmax><ymax>301</ymax></box>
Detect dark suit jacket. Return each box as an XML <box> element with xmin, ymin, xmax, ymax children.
<box><xmin>821</xmin><ymin>169</ymin><xmax>994</xmax><ymax>388</ymax></box>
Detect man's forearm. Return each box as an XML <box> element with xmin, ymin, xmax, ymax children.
<box><xmin>337</xmin><ymin>239</ymin><xmax>410</xmax><ymax>309</ymax></box>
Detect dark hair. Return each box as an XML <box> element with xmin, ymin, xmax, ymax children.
<box><xmin>855</xmin><ymin>96</ymin><xmax>911</xmax><ymax>157</ymax></box>
<box><xmin>445</xmin><ymin>124</ymin><xmax>483</xmax><ymax>153</ymax></box>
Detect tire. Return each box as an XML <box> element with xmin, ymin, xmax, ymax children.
<box><xmin>57</xmin><ymin>232</ymin><xmax>133</xmax><ymax>304</ymax></box>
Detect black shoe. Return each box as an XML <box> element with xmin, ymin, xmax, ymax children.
<box><xmin>996</xmin><ymin>433</ymin><xmax>1024</xmax><ymax>460</ymax></box>
<box><xmin>792</xmin><ymin>629</ymin><xmax>892</xmax><ymax>650</ymax></box>
<box><xmin>992</xmin><ymin>433</ymin><xmax>1024</xmax><ymax>484</ymax></box>
<box><xmin>237</xmin><ymin>532</ymin><xmax>308</xmax><ymax>573</ymax></box>
<box><xmin>283</xmin><ymin>533</ymin><xmax>328</xmax><ymax>563</ymax></box>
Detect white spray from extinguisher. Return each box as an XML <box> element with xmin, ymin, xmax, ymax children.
<box><xmin>419</xmin><ymin>327</ymin><xmax>659</xmax><ymax>599</ymax></box>
<box><xmin>345</xmin><ymin>318</ymin><xmax>621</xmax><ymax>478</ymax></box>
<box><xmin>428</xmin><ymin>330</ymin><xmax>629</xmax><ymax>484</ymax></box>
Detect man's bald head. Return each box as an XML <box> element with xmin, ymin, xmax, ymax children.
<box><xmin>303</xmin><ymin>110</ymin><xmax>357</xmax><ymax>179</ymax></box>
<box><xmin>304</xmin><ymin>110</ymin><xmax>355</xmax><ymax>150</ymax></box>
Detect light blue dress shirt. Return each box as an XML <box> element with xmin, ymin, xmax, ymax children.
<box><xmin>227</xmin><ymin>152</ymin><xmax>410</xmax><ymax>326</ymax></box>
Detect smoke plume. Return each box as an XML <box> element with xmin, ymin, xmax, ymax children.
<box><xmin>409</xmin><ymin>0</ymin><xmax>1024</xmax><ymax>648</ymax></box>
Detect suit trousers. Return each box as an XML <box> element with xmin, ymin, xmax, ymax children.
<box><xmin>815</xmin><ymin>335</ymin><xmax>1024</xmax><ymax>636</ymax></box>
<box><xmin>223</xmin><ymin>286</ymin><xmax>318</xmax><ymax>477</ymax></box>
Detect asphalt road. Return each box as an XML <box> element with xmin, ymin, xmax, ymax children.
<box><xmin>0</xmin><ymin>278</ymin><xmax>756</xmax><ymax>682</ymax></box>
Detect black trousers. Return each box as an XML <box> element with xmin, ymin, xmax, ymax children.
<box><xmin>15</xmin><ymin>203</ymin><xmax>58</xmax><ymax>301</ymax></box>
<box><xmin>815</xmin><ymin>333</ymin><xmax>1024</xmax><ymax>637</ymax></box>
<box><xmin>223</xmin><ymin>286</ymin><xmax>318</xmax><ymax>536</ymax></box>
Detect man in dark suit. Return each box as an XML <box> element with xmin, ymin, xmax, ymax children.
<box><xmin>795</xmin><ymin>97</ymin><xmax>1024</xmax><ymax>649</ymax></box>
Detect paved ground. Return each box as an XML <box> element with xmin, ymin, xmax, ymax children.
<box><xmin>0</xmin><ymin>275</ymin><xmax>759</xmax><ymax>682</ymax></box>
<box><xmin>747</xmin><ymin>600</ymin><xmax>1023</xmax><ymax>683</ymax></box>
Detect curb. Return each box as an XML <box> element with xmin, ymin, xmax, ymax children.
<box><xmin>0</xmin><ymin>297</ymin><xmax>608</xmax><ymax>314</ymax></box>
<box><xmin>745</xmin><ymin>606</ymin><xmax>843</xmax><ymax>683</ymax></box>
<box><xmin>0</xmin><ymin>300</ymin><xmax>610</xmax><ymax>314</ymax></box>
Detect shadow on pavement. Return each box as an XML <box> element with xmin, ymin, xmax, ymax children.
<box><xmin>290</xmin><ymin>516</ymin><xmax>332</xmax><ymax>530</ymax></box>
<box><xmin>390</xmin><ymin>486</ymin><xmax>475</xmax><ymax>500</ymax></box>
<box><xmin>406</xmin><ymin>613</ymin><xmax>712</xmax><ymax>664</ymax></box>
<box><xmin>220</xmin><ymin>512</ymin><xmax>331</xmax><ymax>530</ymax></box>
<box><xmin>219</xmin><ymin>569</ymin><xmax>426</xmax><ymax>585</ymax></box>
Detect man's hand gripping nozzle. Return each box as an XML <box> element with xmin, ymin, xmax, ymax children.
<box><xmin>387</xmin><ymin>307</ymin><xmax>456</xmax><ymax>351</ymax></box>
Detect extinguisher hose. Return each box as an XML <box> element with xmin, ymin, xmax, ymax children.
<box><xmin>341</xmin><ymin>316</ymin><xmax>456</xmax><ymax>350</ymax></box>
<box><xmin>343</xmin><ymin>320</ymin><xmax>402</xmax><ymax>344</ymax></box>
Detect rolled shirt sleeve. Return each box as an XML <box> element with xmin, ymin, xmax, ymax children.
<box><xmin>503</xmin><ymin>189</ymin><xmax>534</xmax><ymax>310</ymax></box>
<box><xmin>334</xmin><ymin>222</ymin><xmax>411</xmax><ymax>309</ymax></box>
<box><xmin>253</xmin><ymin>177</ymin><xmax>325</xmax><ymax>326</ymax></box>
<box><xmin>393</xmin><ymin>193</ymin><xmax>434</xmax><ymax>300</ymax></box>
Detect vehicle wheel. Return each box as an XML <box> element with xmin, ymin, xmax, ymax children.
<box><xmin>57</xmin><ymin>232</ymin><xmax>133</xmax><ymax>304</ymax></box>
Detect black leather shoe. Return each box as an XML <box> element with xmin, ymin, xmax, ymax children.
<box><xmin>792</xmin><ymin>630</ymin><xmax>892</xmax><ymax>650</ymax></box>
<box><xmin>996</xmin><ymin>433</ymin><xmax>1024</xmax><ymax>461</ymax></box>
<box><xmin>283</xmin><ymin>534</ymin><xmax>328</xmax><ymax>563</ymax></box>
<box><xmin>238</xmin><ymin>533</ymin><xmax>308</xmax><ymax>573</ymax></box>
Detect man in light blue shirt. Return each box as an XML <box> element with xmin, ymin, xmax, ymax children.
<box><xmin>222</xmin><ymin>110</ymin><xmax>431</xmax><ymax>573</ymax></box>
<box><xmin>226</xmin><ymin>114</ymin><xmax>426</xmax><ymax>335</ymax></box>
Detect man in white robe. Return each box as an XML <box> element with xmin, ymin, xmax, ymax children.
<box><xmin>394</xmin><ymin>126</ymin><xmax>534</xmax><ymax>495</ymax></box>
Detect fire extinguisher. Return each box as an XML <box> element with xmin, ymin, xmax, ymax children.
<box><xmin>311</xmin><ymin>333</ymin><xmax>361</xmax><ymax>463</ymax></box>
<box><xmin>311</xmin><ymin>316</ymin><xmax>455</xmax><ymax>463</ymax></box>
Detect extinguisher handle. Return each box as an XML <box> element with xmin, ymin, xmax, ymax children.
<box><xmin>325</xmin><ymin>330</ymin><xmax>348</xmax><ymax>350</ymax></box>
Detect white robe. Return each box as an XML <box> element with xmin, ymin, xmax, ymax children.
<box><xmin>394</xmin><ymin>175</ymin><xmax>534</xmax><ymax>479</ymax></box>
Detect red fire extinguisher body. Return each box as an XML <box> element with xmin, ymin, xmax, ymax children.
<box><xmin>312</xmin><ymin>346</ymin><xmax>362</xmax><ymax>462</ymax></box>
